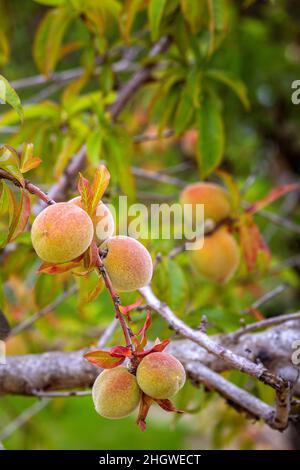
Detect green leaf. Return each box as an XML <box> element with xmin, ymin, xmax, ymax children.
<box><xmin>180</xmin><ymin>0</ymin><xmax>204</xmax><ymax>34</ymax></box>
<box><xmin>174</xmin><ymin>86</ymin><xmax>194</xmax><ymax>136</ymax></box>
<box><xmin>121</xmin><ymin>0</ymin><xmax>144</xmax><ymax>40</ymax></box>
<box><xmin>0</xmin><ymin>30</ymin><xmax>10</xmax><ymax>66</ymax></box>
<box><xmin>33</xmin><ymin>6</ymin><xmax>74</xmax><ymax>75</ymax></box>
<box><xmin>6</xmin><ymin>188</ymin><xmax>31</xmax><ymax>243</ymax></box>
<box><xmin>148</xmin><ymin>0</ymin><xmax>167</xmax><ymax>41</ymax></box>
<box><xmin>0</xmin><ymin>145</ymin><xmax>24</xmax><ymax>186</ymax></box>
<box><xmin>76</xmin><ymin>272</ymin><xmax>104</xmax><ymax>310</ymax></box>
<box><xmin>20</xmin><ymin>143</ymin><xmax>41</xmax><ymax>173</ymax></box>
<box><xmin>167</xmin><ymin>259</ymin><xmax>189</xmax><ymax>314</ymax></box>
<box><xmin>34</xmin><ymin>0</ymin><xmax>66</xmax><ymax>4</ymax></box>
<box><xmin>90</xmin><ymin>165</ymin><xmax>110</xmax><ymax>215</ymax></box>
<box><xmin>196</xmin><ymin>93</ymin><xmax>225</xmax><ymax>178</ymax></box>
<box><xmin>87</xmin><ymin>130</ymin><xmax>103</xmax><ymax>166</ymax></box>
<box><xmin>206</xmin><ymin>69</ymin><xmax>250</xmax><ymax>110</ymax></box>
<box><xmin>0</xmin><ymin>75</ymin><xmax>23</xmax><ymax>121</ymax></box>
<box><xmin>0</xmin><ymin>101</ymin><xmax>60</xmax><ymax>126</ymax></box>
<box><xmin>105</xmin><ymin>129</ymin><xmax>136</xmax><ymax>201</ymax></box>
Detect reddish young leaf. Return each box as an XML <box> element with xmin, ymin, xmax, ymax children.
<box><xmin>119</xmin><ymin>298</ymin><xmax>142</xmax><ymax>316</ymax></box>
<box><xmin>83</xmin><ymin>240</ymin><xmax>99</xmax><ymax>271</ymax></box>
<box><xmin>38</xmin><ymin>257</ymin><xmax>83</xmax><ymax>275</ymax></box>
<box><xmin>155</xmin><ymin>398</ymin><xmax>184</xmax><ymax>414</ymax></box>
<box><xmin>248</xmin><ymin>307</ymin><xmax>265</xmax><ymax>321</ymax></box>
<box><xmin>246</xmin><ymin>182</ymin><xmax>300</xmax><ymax>214</ymax></box>
<box><xmin>0</xmin><ymin>145</ymin><xmax>24</xmax><ymax>187</ymax></box>
<box><xmin>133</xmin><ymin>312</ymin><xmax>152</xmax><ymax>352</ymax></box>
<box><xmin>20</xmin><ymin>143</ymin><xmax>41</xmax><ymax>173</ymax></box>
<box><xmin>239</xmin><ymin>213</ymin><xmax>271</xmax><ymax>272</ymax></box>
<box><xmin>84</xmin><ymin>350</ymin><xmax>125</xmax><ymax>369</ymax></box>
<box><xmin>90</xmin><ymin>165</ymin><xmax>110</xmax><ymax>215</ymax></box>
<box><xmin>217</xmin><ymin>169</ymin><xmax>241</xmax><ymax>211</ymax></box>
<box><xmin>110</xmin><ymin>345</ymin><xmax>132</xmax><ymax>358</ymax></box>
<box><xmin>7</xmin><ymin>188</ymin><xmax>30</xmax><ymax>242</ymax></box>
<box><xmin>136</xmin><ymin>338</ymin><xmax>170</xmax><ymax>358</ymax></box>
<box><xmin>77</xmin><ymin>173</ymin><xmax>93</xmax><ymax>214</ymax></box>
<box><xmin>136</xmin><ymin>393</ymin><xmax>153</xmax><ymax>432</ymax></box>
<box><xmin>85</xmin><ymin>277</ymin><xmax>104</xmax><ymax>304</ymax></box>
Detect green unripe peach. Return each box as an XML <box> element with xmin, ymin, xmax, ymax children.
<box><xmin>31</xmin><ymin>202</ymin><xmax>94</xmax><ymax>263</ymax></box>
<box><xmin>136</xmin><ymin>352</ymin><xmax>186</xmax><ymax>399</ymax></box>
<box><xmin>102</xmin><ymin>236</ymin><xmax>153</xmax><ymax>292</ymax></box>
<box><xmin>69</xmin><ymin>196</ymin><xmax>114</xmax><ymax>245</ymax></box>
<box><xmin>92</xmin><ymin>367</ymin><xmax>140</xmax><ymax>419</ymax></box>
<box><xmin>189</xmin><ymin>227</ymin><xmax>240</xmax><ymax>284</ymax></box>
<box><xmin>180</xmin><ymin>182</ymin><xmax>231</xmax><ymax>223</ymax></box>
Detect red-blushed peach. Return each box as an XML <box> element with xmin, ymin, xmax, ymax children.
<box><xmin>31</xmin><ymin>202</ymin><xmax>94</xmax><ymax>263</ymax></box>
<box><xmin>102</xmin><ymin>236</ymin><xmax>153</xmax><ymax>292</ymax></box>
<box><xmin>92</xmin><ymin>367</ymin><xmax>140</xmax><ymax>419</ymax></box>
<box><xmin>189</xmin><ymin>227</ymin><xmax>240</xmax><ymax>284</ymax></box>
<box><xmin>136</xmin><ymin>352</ymin><xmax>186</xmax><ymax>399</ymax></box>
<box><xmin>69</xmin><ymin>196</ymin><xmax>114</xmax><ymax>245</ymax></box>
<box><xmin>180</xmin><ymin>182</ymin><xmax>231</xmax><ymax>223</ymax></box>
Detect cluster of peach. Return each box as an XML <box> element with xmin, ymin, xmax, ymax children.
<box><xmin>31</xmin><ymin>198</ymin><xmax>153</xmax><ymax>292</ymax></box>
<box><xmin>180</xmin><ymin>182</ymin><xmax>240</xmax><ymax>284</ymax></box>
<box><xmin>92</xmin><ymin>352</ymin><xmax>186</xmax><ymax>419</ymax></box>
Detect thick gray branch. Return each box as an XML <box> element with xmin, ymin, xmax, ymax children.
<box><xmin>1</xmin><ymin>321</ymin><xmax>299</xmax><ymax>396</ymax></box>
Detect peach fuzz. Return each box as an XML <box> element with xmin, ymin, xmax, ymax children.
<box><xmin>180</xmin><ymin>182</ymin><xmax>231</xmax><ymax>223</ymax></box>
<box><xmin>189</xmin><ymin>228</ymin><xmax>240</xmax><ymax>284</ymax></box>
<box><xmin>69</xmin><ymin>196</ymin><xmax>114</xmax><ymax>245</ymax></box>
<box><xmin>31</xmin><ymin>202</ymin><xmax>94</xmax><ymax>263</ymax></box>
<box><xmin>92</xmin><ymin>367</ymin><xmax>140</xmax><ymax>419</ymax></box>
<box><xmin>136</xmin><ymin>352</ymin><xmax>186</xmax><ymax>399</ymax></box>
<box><xmin>102</xmin><ymin>236</ymin><xmax>153</xmax><ymax>292</ymax></box>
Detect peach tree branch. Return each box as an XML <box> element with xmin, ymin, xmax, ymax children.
<box><xmin>1</xmin><ymin>320</ymin><xmax>299</xmax><ymax>430</ymax></box>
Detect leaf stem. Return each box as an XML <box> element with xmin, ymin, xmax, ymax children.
<box><xmin>96</xmin><ymin>250</ymin><xmax>134</xmax><ymax>352</ymax></box>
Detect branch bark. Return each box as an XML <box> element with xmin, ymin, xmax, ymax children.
<box><xmin>1</xmin><ymin>321</ymin><xmax>299</xmax><ymax>429</ymax></box>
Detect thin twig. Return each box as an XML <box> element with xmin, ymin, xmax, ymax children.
<box><xmin>271</xmin><ymin>255</ymin><xmax>300</xmax><ymax>273</ymax></box>
<box><xmin>132</xmin><ymin>166</ymin><xmax>186</xmax><ymax>188</ymax></box>
<box><xmin>229</xmin><ymin>310</ymin><xmax>300</xmax><ymax>340</ymax></box>
<box><xmin>0</xmin><ymin>168</ymin><xmax>55</xmax><ymax>205</ymax></box>
<box><xmin>32</xmin><ymin>390</ymin><xmax>91</xmax><ymax>398</ymax></box>
<box><xmin>186</xmin><ymin>361</ymin><xmax>275</xmax><ymax>426</ymax></box>
<box><xmin>0</xmin><ymin>399</ymin><xmax>50</xmax><ymax>441</ymax></box>
<box><xmin>251</xmin><ymin>206</ymin><xmax>300</xmax><ymax>235</ymax></box>
<box><xmin>97</xmin><ymin>318</ymin><xmax>119</xmax><ymax>348</ymax></box>
<box><xmin>133</xmin><ymin>128</ymin><xmax>173</xmax><ymax>144</ymax></box>
<box><xmin>240</xmin><ymin>283</ymin><xmax>291</xmax><ymax>315</ymax></box>
<box><xmin>11</xmin><ymin>285</ymin><xmax>78</xmax><ymax>336</ymax></box>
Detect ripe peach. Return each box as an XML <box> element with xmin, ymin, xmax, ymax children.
<box><xmin>180</xmin><ymin>182</ymin><xmax>231</xmax><ymax>223</ymax></box>
<box><xmin>102</xmin><ymin>236</ymin><xmax>153</xmax><ymax>292</ymax></box>
<box><xmin>189</xmin><ymin>228</ymin><xmax>240</xmax><ymax>283</ymax></box>
<box><xmin>136</xmin><ymin>352</ymin><xmax>186</xmax><ymax>399</ymax></box>
<box><xmin>31</xmin><ymin>202</ymin><xmax>94</xmax><ymax>263</ymax></box>
<box><xmin>69</xmin><ymin>196</ymin><xmax>114</xmax><ymax>245</ymax></box>
<box><xmin>92</xmin><ymin>367</ymin><xmax>140</xmax><ymax>419</ymax></box>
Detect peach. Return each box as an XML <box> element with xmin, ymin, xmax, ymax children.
<box><xmin>189</xmin><ymin>227</ymin><xmax>240</xmax><ymax>283</ymax></box>
<box><xmin>180</xmin><ymin>182</ymin><xmax>231</xmax><ymax>223</ymax></box>
<box><xmin>92</xmin><ymin>367</ymin><xmax>140</xmax><ymax>419</ymax></box>
<box><xmin>31</xmin><ymin>202</ymin><xmax>94</xmax><ymax>263</ymax></box>
<box><xmin>69</xmin><ymin>196</ymin><xmax>114</xmax><ymax>245</ymax></box>
<box><xmin>136</xmin><ymin>352</ymin><xmax>186</xmax><ymax>399</ymax></box>
<box><xmin>102</xmin><ymin>236</ymin><xmax>153</xmax><ymax>292</ymax></box>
